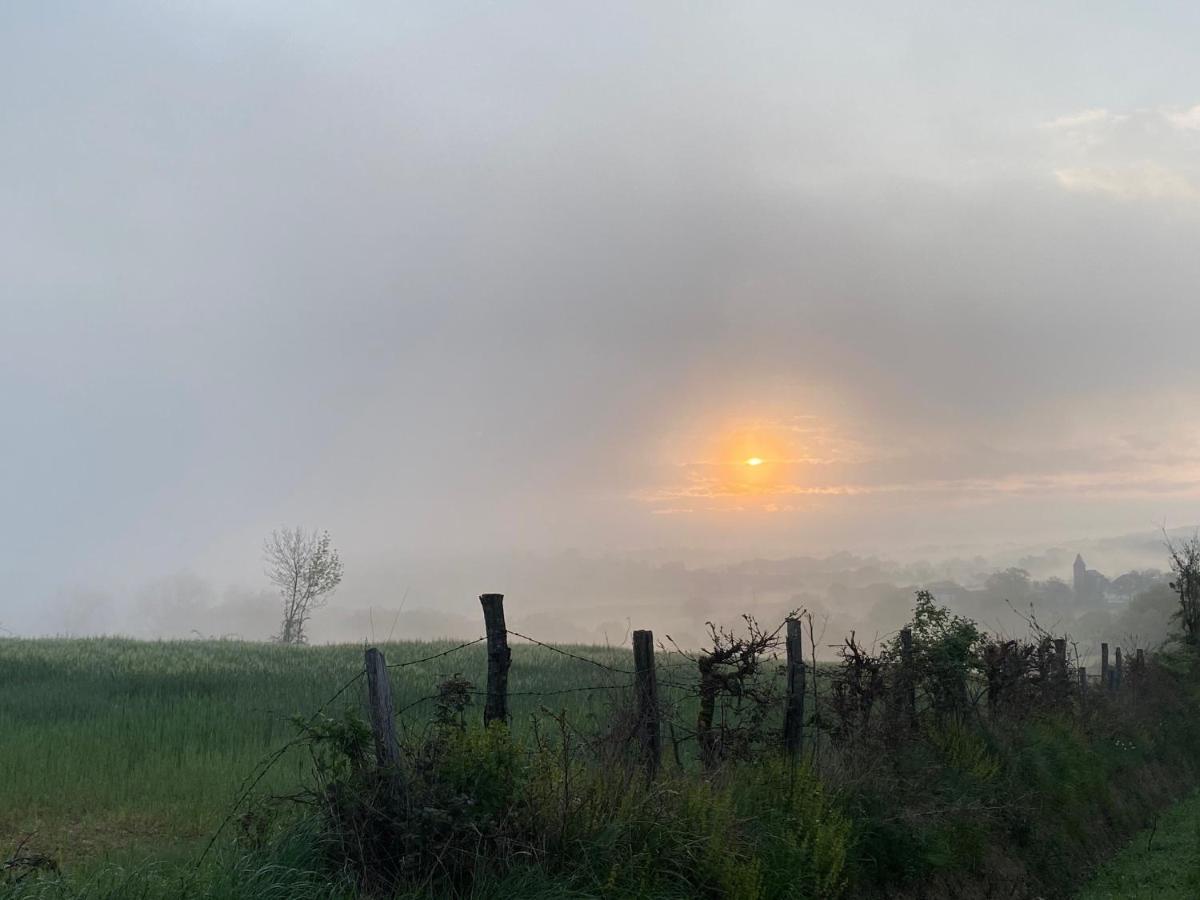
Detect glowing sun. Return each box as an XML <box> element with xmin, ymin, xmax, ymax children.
<box><xmin>745</xmin><ymin>457</ymin><xmax>764</xmax><ymax>466</ymax></box>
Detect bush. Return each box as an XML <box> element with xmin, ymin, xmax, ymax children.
<box><xmin>280</xmin><ymin>701</ymin><xmax>851</xmax><ymax>899</ymax></box>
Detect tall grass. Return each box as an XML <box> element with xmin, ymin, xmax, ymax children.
<box><xmin>5</xmin><ymin>633</ymin><xmax>1200</xmax><ymax>899</ymax></box>
<box><xmin>0</xmin><ymin>637</ymin><xmax>660</xmax><ymax>860</ymax></box>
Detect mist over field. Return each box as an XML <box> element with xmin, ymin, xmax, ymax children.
<box><xmin>7</xmin><ymin>528</ymin><xmax>1183</xmax><ymax>665</ymax></box>
<box><xmin>5</xmin><ymin>2</ymin><xmax>1200</xmax><ymax>652</ymax></box>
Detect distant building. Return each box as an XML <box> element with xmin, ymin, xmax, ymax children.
<box><xmin>1072</xmin><ymin>554</ymin><xmax>1110</xmax><ymax>605</ymax></box>
<box><xmin>1073</xmin><ymin>554</ymin><xmax>1087</xmax><ymax>598</ymax></box>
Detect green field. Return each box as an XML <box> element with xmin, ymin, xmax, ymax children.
<box><xmin>0</xmin><ymin>637</ymin><xmax>658</xmax><ymax>866</ymax></box>
<box><xmin>1078</xmin><ymin>788</ymin><xmax>1200</xmax><ymax>899</ymax></box>
<box><xmin>6</xmin><ymin>635</ymin><xmax>1200</xmax><ymax>900</ymax></box>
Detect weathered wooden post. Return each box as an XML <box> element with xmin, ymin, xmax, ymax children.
<box><xmin>1036</xmin><ymin>638</ymin><xmax>1049</xmax><ymax>688</ymax></box>
<box><xmin>697</xmin><ymin>653</ymin><xmax>718</xmax><ymax>769</ymax></box>
<box><xmin>783</xmin><ymin>617</ymin><xmax>807</xmax><ymax>759</ymax></box>
<box><xmin>1101</xmin><ymin>643</ymin><xmax>1109</xmax><ymax>690</ymax></box>
<box><xmin>632</xmin><ymin>630</ymin><xmax>661</xmax><ymax>776</ymax></box>
<box><xmin>1078</xmin><ymin>666</ymin><xmax>1087</xmax><ymax>697</ymax></box>
<box><xmin>480</xmin><ymin>593</ymin><xmax>511</xmax><ymax>726</ymax></box>
<box><xmin>1052</xmin><ymin>638</ymin><xmax>1067</xmax><ymax>701</ymax></box>
<box><xmin>1114</xmin><ymin>647</ymin><xmax>1123</xmax><ymax>691</ymax></box>
<box><xmin>1136</xmin><ymin>648</ymin><xmax>1145</xmax><ymax>676</ymax></box>
<box><xmin>365</xmin><ymin>647</ymin><xmax>400</xmax><ymax>768</ymax></box>
<box><xmin>900</xmin><ymin>627</ymin><xmax>916</xmax><ymax>724</ymax></box>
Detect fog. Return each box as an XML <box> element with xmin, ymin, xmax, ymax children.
<box><xmin>19</xmin><ymin>529</ymin><xmax>1182</xmax><ymax>668</ymax></box>
<box><xmin>4</xmin><ymin>3</ymin><xmax>1200</xmax><ymax>645</ymax></box>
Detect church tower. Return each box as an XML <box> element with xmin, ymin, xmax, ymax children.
<box><xmin>1073</xmin><ymin>553</ymin><xmax>1087</xmax><ymax>599</ymax></box>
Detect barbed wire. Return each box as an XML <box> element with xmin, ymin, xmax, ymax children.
<box><xmin>654</xmin><ymin>660</ymin><xmax>701</xmax><ymax>670</ymax></box>
<box><xmin>505</xmin><ymin>628</ymin><xmax>636</xmax><ymax>675</ymax></box>
<box><xmin>198</xmin><ymin>667</ymin><xmax>366</xmax><ymax>866</ymax></box>
<box><xmin>394</xmin><ymin>693</ymin><xmax>441</xmax><ymax>718</ymax></box>
<box><xmin>201</xmin><ymin>610</ymin><xmax>1137</xmax><ymax>877</ymax></box>
<box><xmin>663</xmin><ymin>680</ymin><xmax>701</xmax><ymax>694</ymax></box>
<box><xmin>470</xmin><ymin>682</ymin><xmax>635</xmax><ymax>699</ymax></box>
<box><xmin>384</xmin><ymin>637</ymin><xmax>486</xmax><ymax>669</ymax></box>
<box><xmin>203</xmin><ymin>618</ymin><xmax>785</xmax><ymax>867</ymax></box>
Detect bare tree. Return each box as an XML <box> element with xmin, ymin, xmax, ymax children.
<box><xmin>1165</xmin><ymin>530</ymin><xmax>1200</xmax><ymax>646</ymax></box>
<box><xmin>264</xmin><ymin>527</ymin><xmax>344</xmax><ymax>645</ymax></box>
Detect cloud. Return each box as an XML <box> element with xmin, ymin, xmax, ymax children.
<box><xmin>1042</xmin><ymin>103</ymin><xmax>1200</xmax><ymax>204</ymax></box>
<box><xmin>1041</xmin><ymin>108</ymin><xmax>1126</xmax><ymax>130</ymax></box>
<box><xmin>1163</xmin><ymin>104</ymin><xmax>1200</xmax><ymax>131</ymax></box>
<box><xmin>1053</xmin><ymin>163</ymin><xmax>1200</xmax><ymax>202</ymax></box>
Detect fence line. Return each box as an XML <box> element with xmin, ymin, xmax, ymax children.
<box><xmin>200</xmin><ymin>591</ymin><xmax>1151</xmax><ymax>865</ymax></box>
<box><xmin>357</xmin><ymin>593</ymin><xmax>1150</xmax><ymax>767</ymax></box>
<box><xmin>394</xmin><ymin>693</ymin><xmax>442</xmax><ymax>718</ymax></box>
<box><xmin>384</xmin><ymin>637</ymin><xmax>486</xmax><ymax>669</ymax></box>
<box><xmin>473</xmin><ymin>683</ymin><xmax>635</xmax><ymax>699</ymax></box>
<box><xmin>505</xmin><ymin>627</ymin><xmax>635</xmax><ymax>676</ymax></box>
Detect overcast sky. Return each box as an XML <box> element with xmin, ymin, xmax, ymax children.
<box><xmin>5</xmin><ymin>2</ymin><xmax>1200</xmax><ymax>625</ymax></box>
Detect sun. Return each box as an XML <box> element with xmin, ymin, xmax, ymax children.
<box><xmin>745</xmin><ymin>457</ymin><xmax>764</xmax><ymax>466</ymax></box>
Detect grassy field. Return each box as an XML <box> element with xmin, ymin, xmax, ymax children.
<box><xmin>6</xmin><ymin>635</ymin><xmax>1200</xmax><ymax>899</ymax></box>
<box><xmin>0</xmin><ymin>637</ymin><xmax>661</xmax><ymax>867</ymax></box>
<box><xmin>1078</xmin><ymin>788</ymin><xmax>1200</xmax><ymax>899</ymax></box>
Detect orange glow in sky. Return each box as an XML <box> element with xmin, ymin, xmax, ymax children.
<box><xmin>640</xmin><ymin>413</ymin><xmax>864</xmax><ymax>512</ymax></box>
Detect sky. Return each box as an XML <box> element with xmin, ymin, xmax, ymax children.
<box><xmin>4</xmin><ymin>2</ymin><xmax>1200</xmax><ymax>633</ymax></box>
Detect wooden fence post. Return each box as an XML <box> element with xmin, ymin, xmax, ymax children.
<box><xmin>1101</xmin><ymin>643</ymin><xmax>1109</xmax><ymax>690</ymax></box>
<box><xmin>1052</xmin><ymin>638</ymin><xmax>1067</xmax><ymax>701</ymax></box>
<box><xmin>632</xmin><ymin>630</ymin><xmax>661</xmax><ymax>776</ymax></box>
<box><xmin>365</xmin><ymin>647</ymin><xmax>400</xmax><ymax>768</ymax></box>
<box><xmin>1078</xmin><ymin>666</ymin><xmax>1087</xmax><ymax>692</ymax></box>
<box><xmin>1136</xmin><ymin>648</ymin><xmax>1145</xmax><ymax>676</ymax></box>
<box><xmin>900</xmin><ymin>627</ymin><xmax>916</xmax><ymax>724</ymax></box>
<box><xmin>783</xmin><ymin>617</ymin><xmax>806</xmax><ymax>759</ymax></box>
<box><xmin>1114</xmin><ymin>647</ymin><xmax>1123</xmax><ymax>691</ymax></box>
<box><xmin>480</xmin><ymin>593</ymin><xmax>511</xmax><ymax>726</ymax></box>
<box><xmin>697</xmin><ymin>654</ymin><xmax>718</xmax><ymax>769</ymax></box>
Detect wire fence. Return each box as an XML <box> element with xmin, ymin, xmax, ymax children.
<box><xmin>383</xmin><ymin>637</ymin><xmax>487</xmax><ymax>670</ymax></box>
<box><xmin>200</xmin><ymin>593</ymin><xmax>1150</xmax><ymax>864</ymax></box>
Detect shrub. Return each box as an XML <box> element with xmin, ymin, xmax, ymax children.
<box><xmin>882</xmin><ymin>590</ymin><xmax>983</xmax><ymax>718</ymax></box>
